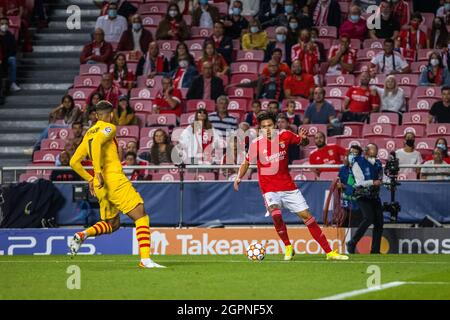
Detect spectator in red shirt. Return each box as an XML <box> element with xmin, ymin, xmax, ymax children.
<box><xmin>80</xmin><ymin>28</ymin><xmax>113</xmax><ymax>65</ymax></box>
<box><xmin>291</xmin><ymin>28</ymin><xmax>320</xmax><ymax>75</ymax></box>
<box><xmin>136</xmin><ymin>41</ymin><xmax>169</xmax><ymax>78</ymax></box>
<box><xmin>284</xmin><ymin>59</ymin><xmax>315</xmax><ymax>100</ymax></box>
<box><xmin>97</xmin><ymin>73</ymin><xmax>120</xmax><ymax>108</ymax></box>
<box><xmin>342</xmin><ymin>71</ymin><xmax>380</xmax><ymax>122</ymax></box>
<box><xmin>339</xmin><ymin>4</ymin><xmax>367</xmax><ymax>42</ymax></box>
<box><xmin>327</xmin><ymin>33</ymin><xmax>357</xmax><ymax>75</ymax></box>
<box><xmin>262</xmin><ymin>48</ymin><xmax>291</xmax><ymax>77</ymax></box>
<box><xmin>392</xmin><ymin>0</ymin><xmax>410</xmax><ymax>27</ymax></box>
<box><xmin>111</xmin><ymin>53</ymin><xmax>135</xmax><ymax>90</ymax></box>
<box><xmin>309</xmin><ymin>131</ymin><xmax>347</xmax><ymax>176</ymax></box>
<box><xmin>398</xmin><ymin>12</ymin><xmax>427</xmax><ymax>51</ymax></box>
<box><xmin>152</xmin><ymin>76</ymin><xmax>183</xmax><ymax>117</ymax></box>
<box><xmin>122</xmin><ymin>151</ymin><xmax>148</xmax><ymax>181</ymax></box>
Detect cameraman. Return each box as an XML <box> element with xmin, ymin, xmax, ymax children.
<box><xmin>346</xmin><ymin>143</ymin><xmax>384</xmax><ymax>254</ymax></box>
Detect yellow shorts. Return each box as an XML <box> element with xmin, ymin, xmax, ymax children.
<box><xmin>93</xmin><ymin>172</ymin><xmax>144</xmax><ymax>221</ymax></box>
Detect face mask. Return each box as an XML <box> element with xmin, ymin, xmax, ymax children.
<box><xmin>199</xmin><ymin>0</ymin><xmax>208</xmax><ymax>5</ymax></box>
<box><xmin>381</xmin><ymin>12</ymin><xmax>390</xmax><ymax>18</ymax></box>
<box><xmin>448</xmin><ymin>44</ymin><xmax>450</xmax><ymax>50</ymax></box>
<box><xmin>289</xmin><ymin>22</ymin><xmax>298</xmax><ymax>30</ymax></box>
<box><xmin>132</xmin><ymin>23</ymin><xmax>142</xmax><ymax>31</ymax></box>
<box><xmin>437</xmin><ymin>143</ymin><xmax>447</xmax><ymax>151</ymax></box>
<box><xmin>405</xmin><ymin>139</ymin><xmax>415</xmax><ymax>148</ymax></box>
<box><xmin>348</xmin><ymin>154</ymin><xmax>356</xmax><ymax>163</ymax></box>
<box><xmin>250</xmin><ymin>26</ymin><xmax>259</xmax><ymax>33</ymax></box>
<box><xmin>368</xmin><ymin>157</ymin><xmax>376</xmax><ymax>165</ymax></box>
<box><xmin>169</xmin><ymin>10</ymin><xmax>178</xmax><ymax>18</ymax></box>
<box><xmin>446</xmin><ymin>3</ymin><xmax>450</xmax><ymax>11</ymax></box>
<box><xmin>232</xmin><ymin>7</ymin><xmax>241</xmax><ymax>15</ymax></box>
<box><xmin>350</xmin><ymin>15</ymin><xmax>360</xmax><ymax>23</ymax></box>
<box><xmin>430</xmin><ymin>58</ymin><xmax>440</xmax><ymax>66</ymax></box>
<box><xmin>179</xmin><ymin>60</ymin><xmax>188</xmax><ymax>68</ymax></box>
<box><xmin>311</xmin><ymin>37</ymin><xmax>317</xmax><ymax>42</ymax></box>
<box><xmin>276</xmin><ymin>34</ymin><xmax>286</xmax><ymax>43</ymax></box>
<box><xmin>411</xmin><ymin>21</ymin><xmax>419</xmax><ymax>29</ymax></box>
<box><xmin>108</xmin><ymin>9</ymin><xmax>117</xmax><ymax>18</ymax></box>
<box><xmin>285</xmin><ymin>5</ymin><xmax>294</xmax><ymax>14</ymax></box>
<box><xmin>0</xmin><ymin>24</ymin><xmax>7</xmax><ymax>32</ymax></box>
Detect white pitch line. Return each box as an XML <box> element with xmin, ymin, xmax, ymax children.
<box><xmin>318</xmin><ymin>281</ymin><xmax>450</xmax><ymax>300</ymax></box>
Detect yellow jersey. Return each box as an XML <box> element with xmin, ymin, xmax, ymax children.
<box><xmin>70</xmin><ymin>121</ymin><xmax>123</xmax><ymax>181</ymax></box>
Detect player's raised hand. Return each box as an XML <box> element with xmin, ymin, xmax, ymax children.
<box><xmin>233</xmin><ymin>178</ymin><xmax>241</xmax><ymax>191</ymax></box>
<box><xmin>96</xmin><ymin>173</ymin><xmax>104</xmax><ymax>189</ymax></box>
<box><xmin>298</xmin><ymin>127</ymin><xmax>308</xmax><ymax>139</ymax></box>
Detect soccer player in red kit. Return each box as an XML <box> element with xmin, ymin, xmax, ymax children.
<box><xmin>234</xmin><ymin>112</ymin><xmax>348</xmax><ymax>261</ymax></box>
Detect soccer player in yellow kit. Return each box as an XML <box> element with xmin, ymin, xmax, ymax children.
<box><xmin>69</xmin><ymin>101</ymin><xmax>165</xmax><ymax>268</ymax></box>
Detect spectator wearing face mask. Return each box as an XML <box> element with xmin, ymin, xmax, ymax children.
<box><xmin>395</xmin><ymin>132</ymin><xmax>423</xmax><ymax>175</ymax></box>
<box><xmin>242</xmin><ymin>18</ymin><xmax>269</xmax><ymax>51</ymax></box>
<box><xmin>339</xmin><ymin>5</ymin><xmax>367</xmax><ymax>42</ymax></box>
<box><xmin>420</xmin><ymin>148</ymin><xmax>450</xmax><ymax>180</ymax></box>
<box><xmin>391</xmin><ymin>0</ymin><xmax>410</xmax><ymax>26</ymax></box>
<box><xmin>117</xmin><ymin>14</ymin><xmax>153</xmax><ymax>54</ymax></box>
<box><xmin>419</xmin><ymin>52</ymin><xmax>450</xmax><ymax>87</ymax></box>
<box><xmin>264</xmin><ymin>27</ymin><xmax>289</xmax><ymax>62</ymax></box>
<box><xmin>229</xmin><ymin>0</ymin><xmax>260</xmax><ymax>16</ymax></box>
<box><xmin>156</xmin><ymin>3</ymin><xmax>191</xmax><ymax>41</ymax></box>
<box><xmin>169</xmin><ymin>53</ymin><xmax>198</xmax><ymax>89</ymax></box>
<box><xmin>398</xmin><ymin>12</ymin><xmax>427</xmax><ymax>51</ymax></box>
<box><xmin>259</xmin><ymin>0</ymin><xmax>284</xmax><ymax>27</ymax></box>
<box><xmin>423</xmin><ymin>138</ymin><xmax>450</xmax><ymax>164</ymax></box>
<box><xmin>95</xmin><ymin>2</ymin><xmax>128</xmax><ymax>43</ymax></box>
<box><xmin>368</xmin><ymin>1</ymin><xmax>400</xmax><ymax>40</ymax></box>
<box><xmin>192</xmin><ymin>0</ymin><xmax>221</xmax><ymax>28</ymax></box>
<box><xmin>0</xmin><ymin>17</ymin><xmax>20</xmax><ymax>92</ymax></box>
<box><xmin>223</xmin><ymin>0</ymin><xmax>249</xmax><ymax>40</ymax></box>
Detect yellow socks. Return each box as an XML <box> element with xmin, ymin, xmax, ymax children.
<box><xmin>135</xmin><ymin>215</ymin><xmax>151</xmax><ymax>260</ymax></box>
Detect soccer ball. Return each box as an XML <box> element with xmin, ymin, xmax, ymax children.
<box><xmin>246</xmin><ymin>242</ymin><xmax>266</xmax><ymax>261</ymax></box>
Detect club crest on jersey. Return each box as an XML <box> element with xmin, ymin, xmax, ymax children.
<box><xmin>279</xmin><ymin>141</ymin><xmax>285</xmax><ymax>148</ymax></box>
<box><xmin>328</xmin><ymin>149</ymin><xmax>334</xmax><ymax>156</ymax></box>
<box><xmin>102</xmin><ymin>127</ymin><xmax>112</xmax><ymax>136</ymax></box>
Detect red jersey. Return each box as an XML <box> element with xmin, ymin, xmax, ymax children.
<box><xmin>309</xmin><ymin>144</ymin><xmax>347</xmax><ymax>172</ymax></box>
<box><xmin>398</xmin><ymin>29</ymin><xmax>427</xmax><ymax>50</ymax></box>
<box><xmin>153</xmin><ymin>88</ymin><xmax>182</xmax><ymax>116</ymax></box>
<box><xmin>345</xmin><ymin>86</ymin><xmax>379</xmax><ymax>113</ymax></box>
<box><xmin>283</xmin><ymin>73</ymin><xmax>315</xmax><ymax>98</ymax></box>
<box><xmin>328</xmin><ymin>45</ymin><xmax>357</xmax><ymax>74</ymax></box>
<box><xmin>246</xmin><ymin>130</ymin><xmax>302</xmax><ymax>194</ymax></box>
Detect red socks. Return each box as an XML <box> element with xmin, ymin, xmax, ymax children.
<box><xmin>305</xmin><ymin>217</ymin><xmax>332</xmax><ymax>253</ymax></box>
<box><xmin>271</xmin><ymin>209</ymin><xmax>291</xmax><ymax>246</ymax></box>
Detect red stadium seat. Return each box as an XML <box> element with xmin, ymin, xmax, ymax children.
<box><xmin>68</xmin><ymin>88</ymin><xmax>95</xmax><ymax>101</ymax></box>
<box><xmin>159</xmin><ymin>49</ymin><xmax>174</xmax><ymax>60</ymax></box>
<box><xmin>48</xmin><ymin>128</ymin><xmax>73</xmax><ymax>140</ymax></box>
<box><xmin>421</xmin><ymin>13</ymin><xmax>435</xmax><ymax>31</ymax></box>
<box><xmin>324</xmin><ymin>86</ymin><xmax>346</xmax><ymax>99</ymax></box>
<box><xmin>281</xmin><ymin>98</ymin><xmax>310</xmax><ymax>113</ymax></box>
<box><xmin>363</xmin><ymin>39</ymin><xmax>384</xmax><ymax>49</ymax></box>
<box><xmin>236</xmin><ymin>50</ymin><xmax>265</xmax><ymax>62</ymax></box>
<box><xmin>184</xmin><ymin>172</ymin><xmax>216</xmax><ymax>181</ymax></box>
<box><xmin>136</xmin><ymin>75</ymin><xmax>163</xmax><ymax>89</ymax></box>
<box><xmin>130</xmin><ymin>100</ymin><xmax>153</xmax><ymax>113</ymax></box>
<box><xmin>394</xmin><ymin>74</ymin><xmax>419</xmax><ymax>87</ymax></box>
<box><xmin>151</xmin><ymin>172</ymin><xmax>180</xmax><ymax>181</ymax></box>
<box><xmin>318</xmin><ymin>26</ymin><xmax>337</xmax><ymax>39</ymax></box>
<box><xmin>135</xmin><ymin>113</ymin><xmax>147</xmax><ymax>127</ymax></box>
<box><xmin>402</xmin><ymin>112</ymin><xmax>429</xmax><ymax>125</ymax></box>
<box><xmin>411</xmin><ymin>61</ymin><xmax>427</xmax><ymax>74</ymax></box>
<box><xmin>73</xmin><ymin>75</ymin><xmax>102</xmax><ymax>88</ymax></box>
<box><xmin>317</xmin><ymin>38</ymin><xmax>332</xmax><ymax>50</ymax></box>
<box><xmin>325</xmin><ymin>74</ymin><xmax>355</xmax><ymax>87</ymax></box>
<box><xmin>191</xmin><ymin>27</ymin><xmax>213</xmax><ymax>38</ymax></box>
<box><xmin>217</xmin><ymin>172</ymin><xmax>250</xmax><ymax>181</ymax></box>
<box><xmin>138</xmin><ymin>2</ymin><xmax>168</xmax><ymax>14</ymax></box>
<box><xmin>227</xmin><ymin>99</ymin><xmax>248</xmax><ymax>113</ymax></box>
<box><xmin>214</xmin><ymin>2</ymin><xmax>228</xmax><ymax>15</ymax></box>
<box><xmin>147</xmin><ymin>114</ymin><xmax>177</xmax><ymax>127</ymax></box>
<box><xmin>342</xmin><ymin>123</ymin><xmax>364</xmax><ymax>137</ymax></box>
<box><xmin>139</xmin><ymin>136</ymin><xmax>153</xmax><ymax>149</ymax></box>
<box><xmin>370</xmin><ymin>138</ymin><xmax>403</xmax><ymax>152</ymax></box>
<box><xmin>290</xmin><ymin>170</ymin><xmax>316</xmax><ymax>181</ymax></box>
<box><xmin>140</xmin><ymin>126</ymin><xmax>169</xmax><ymax>138</ymax></box>
<box><xmin>33</xmin><ymin>150</ymin><xmax>60</xmax><ymax>164</ymax></box>
<box><xmin>412</xmin><ymin>87</ymin><xmax>442</xmax><ymax>99</ymax></box>
<box><xmin>408</xmin><ymin>98</ymin><xmax>438</xmax><ymax>112</ymax></box>
<box><xmin>230</xmin><ymin>62</ymin><xmax>259</xmax><ymax>74</ymax></box>
<box><xmin>26</xmin><ymin>163</ymin><xmax>52</xmax><ymax>176</ymax></box>
<box><xmin>79</xmin><ymin>63</ymin><xmax>107</xmax><ymax>76</ymax></box>
<box><xmin>142</xmin><ymin>14</ymin><xmax>163</xmax><ymax>26</ymax></box>
<box><xmin>332</xmin><ymin>39</ymin><xmax>361</xmax><ymax>49</ymax></box>
<box><xmin>180</xmin><ymin>113</ymin><xmax>196</xmax><ymax>126</ymax></box>
<box><xmin>117</xmin><ymin>137</ymin><xmax>137</xmax><ymax>150</ymax></box>
<box><xmin>357</xmin><ymin>49</ymin><xmax>382</xmax><ymax>62</ymax></box>
<box><xmin>415</xmin><ymin>138</ymin><xmax>437</xmax><ymax>150</ymax></box>
<box><xmin>183</xmin><ymin>14</ymin><xmax>192</xmax><ymax>26</ymax></box>
<box><xmin>130</xmin><ymin>87</ymin><xmax>158</xmax><ymax>100</ymax></box>
<box><xmin>326</xmin><ymin>98</ymin><xmax>343</xmax><ymax>112</ymax></box>
<box><xmin>397</xmin><ymin>172</ymin><xmax>418</xmax><ymax>180</ymax></box>
<box><xmin>74</xmin><ymin>99</ymin><xmax>87</xmax><ymax>111</ymax></box>
<box><xmin>362</xmin><ymin>124</ymin><xmax>394</xmax><ymax>138</ymax></box>
<box><xmin>394</xmin><ymin>124</ymin><xmax>426</xmax><ymax>138</ymax></box>
<box><xmin>318</xmin><ymin>171</ymin><xmax>339</xmax><ymax>180</ymax></box>
<box><xmin>184</xmin><ymin>39</ymin><xmax>204</xmax><ymax>51</ymax></box>
<box><xmin>299</xmin><ymin>124</ymin><xmax>328</xmax><ymax>137</ymax></box>
<box><xmin>336</xmin><ymin>138</ymin><xmax>368</xmax><ymax>149</ymax></box>
<box><xmin>230</xmin><ymin>73</ymin><xmax>258</xmax><ymax>84</ymax></box>
<box><xmin>417</xmin><ymin>49</ymin><xmax>433</xmax><ymax>61</ymax></box>
<box><xmin>227</xmin><ymin>87</ymin><xmax>254</xmax><ymax>99</ymax></box>
<box><xmin>426</xmin><ymin>124</ymin><xmax>450</xmax><ymax>137</ymax></box>
<box><xmin>19</xmin><ymin>173</ymin><xmax>51</xmax><ymax>183</ymax></box>
<box><xmin>259</xmin><ymin>99</ymin><xmax>272</xmax><ymax>110</ymax></box>
<box><xmin>116</xmin><ymin>125</ymin><xmax>140</xmax><ymax>139</ymax></box>
<box><xmin>157</xmin><ymin>40</ymin><xmax>178</xmax><ymax>51</ymax></box>
<box><xmin>186</xmin><ymin>99</ymin><xmax>216</xmax><ymax>112</ymax></box>
<box><xmin>370</xmin><ymin>113</ymin><xmax>400</xmax><ymax>125</ymax></box>
<box><xmin>41</xmin><ymin>139</ymin><xmax>66</xmax><ymax>151</ymax></box>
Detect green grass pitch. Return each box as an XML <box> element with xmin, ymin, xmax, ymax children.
<box><xmin>1</xmin><ymin>254</ymin><xmax>450</xmax><ymax>300</ymax></box>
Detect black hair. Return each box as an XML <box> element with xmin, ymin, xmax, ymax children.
<box><xmin>442</xmin><ymin>86</ymin><xmax>450</xmax><ymax>93</ymax></box>
<box><xmin>95</xmin><ymin>100</ymin><xmax>113</xmax><ymax>112</ymax></box>
<box><xmin>384</xmin><ymin>38</ymin><xmax>394</xmax><ymax>45</ymax></box>
<box><xmin>125</xmin><ymin>151</ymin><xmax>137</xmax><ymax>159</ymax></box>
<box><xmin>72</xmin><ymin>121</ymin><xmax>82</xmax><ymax>128</ymax></box>
<box><xmin>272</xmin><ymin>48</ymin><xmax>283</xmax><ymax>55</ymax></box>
<box><xmin>411</xmin><ymin>12</ymin><xmax>423</xmax><ymax>23</ymax></box>
<box><xmin>257</xmin><ymin>111</ymin><xmax>277</xmax><ymax>125</ymax></box>
<box><xmin>349</xmin><ymin>144</ymin><xmax>363</xmax><ymax>156</ymax></box>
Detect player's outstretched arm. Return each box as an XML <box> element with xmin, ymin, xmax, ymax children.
<box><xmin>91</xmin><ymin>125</ymin><xmax>116</xmax><ymax>188</ymax></box>
<box><xmin>234</xmin><ymin>160</ymin><xmax>250</xmax><ymax>191</ymax></box>
<box><xmin>298</xmin><ymin>127</ymin><xmax>309</xmax><ymax>146</ymax></box>
<box><xmin>70</xmin><ymin>145</ymin><xmax>93</xmax><ymax>183</ymax></box>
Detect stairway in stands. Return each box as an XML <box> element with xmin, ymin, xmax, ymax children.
<box><xmin>0</xmin><ymin>0</ymin><xmax>99</xmax><ymax>169</ymax></box>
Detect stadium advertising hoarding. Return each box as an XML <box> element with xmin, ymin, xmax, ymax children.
<box><xmin>1</xmin><ymin>227</ymin><xmax>450</xmax><ymax>255</ymax></box>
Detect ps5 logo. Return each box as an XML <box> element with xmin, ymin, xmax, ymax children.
<box><xmin>1</xmin><ymin>236</ymin><xmax>95</xmax><ymax>255</ymax></box>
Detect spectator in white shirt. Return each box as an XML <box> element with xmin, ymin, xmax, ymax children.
<box><xmin>229</xmin><ymin>0</ymin><xmax>260</xmax><ymax>17</ymax></box>
<box><xmin>95</xmin><ymin>2</ymin><xmax>128</xmax><ymax>43</ymax></box>
<box><xmin>370</xmin><ymin>38</ymin><xmax>410</xmax><ymax>75</ymax></box>
<box><xmin>371</xmin><ymin>75</ymin><xmax>406</xmax><ymax>114</ymax></box>
<box><xmin>420</xmin><ymin>148</ymin><xmax>450</xmax><ymax>180</ymax></box>
<box><xmin>395</xmin><ymin>132</ymin><xmax>423</xmax><ymax>176</ymax></box>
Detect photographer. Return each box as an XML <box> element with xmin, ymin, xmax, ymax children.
<box><xmin>346</xmin><ymin>143</ymin><xmax>384</xmax><ymax>254</ymax></box>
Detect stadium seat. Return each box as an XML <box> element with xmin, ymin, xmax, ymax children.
<box><xmin>318</xmin><ymin>171</ymin><xmax>339</xmax><ymax>180</ymax></box>
<box><xmin>73</xmin><ymin>75</ymin><xmax>102</xmax><ymax>88</ymax></box>
<box><xmin>130</xmin><ymin>100</ymin><xmax>153</xmax><ymax>113</ymax></box>
<box><xmin>217</xmin><ymin>172</ymin><xmax>250</xmax><ymax>181</ymax></box>
<box><xmin>186</xmin><ymin>99</ymin><xmax>216</xmax><ymax>112</ymax></box>
<box><xmin>116</xmin><ymin>126</ymin><xmax>140</xmax><ymax>139</ymax></box>
<box><xmin>159</xmin><ymin>49</ymin><xmax>174</xmax><ymax>60</ymax></box>
<box><xmin>135</xmin><ymin>114</ymin><xmax>147</xmax><ymax>127</ymax></box>
<box><xmin>363</xmin><ymin>39</ymin><xmax>384</xmax><ymax>49</ymax></box>
<box><xmin>151</xmin><ymin>172</ymin><xmax>180</xmax><ymax>181</ymax></box>
<box><xmin>281</xmin><ymin>98</ymin><xmax>310</xmax><ymax>113</ymax></box>
<box><xmin>300</xmin><ymin>124</ymin><xmax>328</xmax><ymax>137</ymax></box>
<box><xmin>331</xmin><ymin>39</ymin><xmax>361</xmax><ymax>49</ymax></box>
<box><xmin>356</xmin><ymin>49</ymin><xmax>382</xmax><ymax>62</ymax></box>
<box><xmin>411</xmin><ymin>61</ymin><xmax>427</xmax><ymax>74</ymax></box>
<box><xmin>137</xmin><ymin>2</ymin><xmax>168</xmax><ymax>15</ymax></box>
<box><xmin>79</xmin><ymin>63</ymin><xmax>107</xmax><ymax>76</ymax></box>
<box><xmin>230</xmin><ymin>62</ymin><xmax>259</xmax><ymax>74</ymax></box>
<box><xmin>117</xmin><ymin>137</ymin><xmax>137</xmax><ymax>150</ymax></box>
<box><xmin>180</xmin><ymin>113</ymin><xmax>196</xmax><ymax>126</ymax></box>
<box><xmin>33</xmin><ymin>150</ymin><xmax>60</xmax><ymax>164</ymax></box>
<box><xmin>68</xmin><ymin>88</ymin><xmax>95</xmax><ymax>101</ymax></box>
<box><xmin>324</xmin><ymin>86</ymin><xmax>346</xmax><ymax>99</ymax></box>
<box><xmin>394</xmin><ymin>124</ymin><xmax>426</xmax><ymax>138</ymax></box>
<box><xmin>19</xmin><ymin>173</ymin><xmax>51</xmax><ymax>183</ymax></box>
<box><xmin>409</xmin><ymin>97</ymin><xmax>439</xmax><ymax>112</ymax></box>
<box><xmin>227</xmin><ymin>87</ymin><xmax>254</xmax><ymax>99</ymax></box>
<box><xmin>183</xmin><ymin>14</ymin><xmax>192</xmax><ymax>26</ymax></box>
<box><xmin>336</xmin><ymin>138</ymin><xmax>368</xmax><ymax>149</ymax></box>
<box><xmin>140</xmin><ymin>126</ymin><xmax>169</xmax><ymax>139</ymax></box>
<box><xmin>417</xmin><ymin>49</ymin><xmax>433</xmax><ymax>62</ymax></box>
<box><xmin>184</xmin><ymin>39</ymin><xmax>204</xmax><ymax>51</ymax></box>
<box><xmin>290</xmin><ymin>170</ymin><xmax>316</xmax><ymax>181</ymax></box>
<box><xmin>370</xmin><ymin>137</ymin><xmax>403</xmax><ymax>152</ymax></box>
<box><xmin>318</xmin><ymin>26</ymin><xmax>337</xmax><ymax>39</ymax></box>
<box><xmin>370</xmin><ymin>113</ymin><xmax>400</xmax><ymax>125</ymax></box>
<box><xmin>230</xmin><ymin>73</ymin><xmax>258</xmax><ymax>85</ymax></box>
<box><xmin>402</xmin><ymin>112</ymin><xmax>429</xmax><ymax>125</ymax></box>
<box><xmin>147</xmin><ymin>114</ymin><xmax>177</xmax><ymax>127</ymax></box>
<box><xmin>142</xmin><ymin>14</ymin><xmax>163</xmax><ymax>26</ymax></box>
<box><xmin>48</xmin><ymin>128</ymin><xmax>73</xmax><ymax>140</ymax></box>
<box><xmin>139</xmin><ymin>136</ymin><xmax>153</xmax><ymax>150</ymax></box>
<box><xmin>394</xmin><ymin>74</ymin><xmax>419</xmax><ymax>87</ymax></box>
<box><xmin>130</xmin><ymin>87</ymin><xmax>158</xmax><ymax>100</ymax></box>
<box><xmin>191</xmin><ymin>27</ymin><xmax>213</xmax><ymax>39</ymax></box>
<box><xmin>362</xmin><ymin>123</ymin><xmax>394</xmax><ymax>138</ymax></box>
<box><xmin>227</xmin><ymin>99</ymin><xmax>249</xmax><ymax>113</ymax></box>
<box><xmin>236</xmin><ymin>50</ymin><xmax>265</xmax><ymax>62</ymax></box>
<box><xmin>412</xmin><ymin>87</ymin><xmax>442</xmax><ymax>99</ymax></box>
<box><xmin>397</xmin><ymin>172</ymin><xmax>418</xmax><ymax>180</ymax></box>
<box><xmin>426</xmin><ymin>124</ymin><xmax>450</xmax><ymax>137</ymax></box>
<box><xmin>74</xmin><ymin>99</ymin><xmax>87</xmax><ymax>111</ymax></box>
<box><xmin>41</xmin><ymin>139</ymin><xmax>66</xmax><ymax>151</ymax></box>
<box><xmin>325</xmin><ymin>74</ymin><xmax>355</xmax><ymax>87</ymax></box>
<box><xmin>157</xmin><ymin>40</ymin><xmax>178</xmax><ymax>51</ymax></box>
<box><xmin>214</xmin><ymin>2</ymin><xmax>229</xmax><ymax>15</ymax></box>
<box><xmin>26</xmin><ymin>163</ymin><xmax>53</xmax><ymax>176</ymax></box>
<box><xmin>316</xmin><ymin>38</ymin><xmax>332</xmax><ymax>50</ymax></box>
<box><xmin>415</xmin><ymin>138</ymin><xmax>437</xmax><ymax>150</ymax></box>
<box><xmin>342</xmin><ymin>123</ymin><xmax>364</xmax><ymax>137</ymax></box>
<box><xmin>184</xmin><ymin>172</ymin><xmax>216</xmax><ymax>181</ymax></box>
<box><xmin>325</xmin><ymin>98</ymin><xmax>343</xmax><ymax>112</ymax></box>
